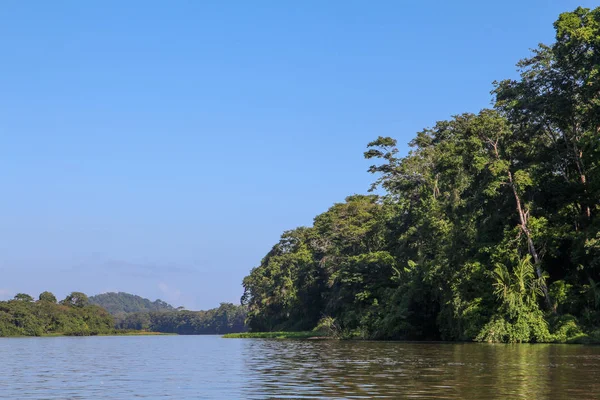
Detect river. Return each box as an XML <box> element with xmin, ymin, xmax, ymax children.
<box><xmin>0</xmin><ymin>336</ymin><xmax>599</xmax><ymax>399</ymax></box>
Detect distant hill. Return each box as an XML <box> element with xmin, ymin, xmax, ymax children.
<box><xmin>89</xmin><ymin>292</ymin><xmax>247</xmax><ymax>334</ymax></box>
<box><xmin>89</xmin><ymin>292</ymin><xmax>175</xmax><ymax>315</ymax></box>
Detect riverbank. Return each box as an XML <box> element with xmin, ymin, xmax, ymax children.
<box><xmin>99</xmin><ymin>330</ymin><xmax>176</xmax><ymax>336</ymax></box>
<box><xmin>222</xmin><ymin>330</ymin><xmax>600</xmax><ymax>344</ymax></box>
<box><xmin>223</xmin><ymin>331</ymin><xmax>330</xmax><ymax>339</ymax></box>
<box><xmin>0</xmin><ymin>330</ymin><xmax>176</xmax><ymax>338</ymax></box>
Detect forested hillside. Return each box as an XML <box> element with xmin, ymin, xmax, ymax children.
<box><xmin>0</xmin><ymin>292</ymin><xmax>114</xmax><ymax>336</ymax></box>
<box><xmin>90</xmin><ymin>292</ymin><xmax>247</xmax><ymax>334</ymax></box>
<box><xmin>241</xmin><ymin>7</ymin><xmax>600</xmax><ymax>343</ymax></box>
<box><xmin>89</xmin><ymin>292</ymin><xmax>175</xmax><ymax>315</ymax></box>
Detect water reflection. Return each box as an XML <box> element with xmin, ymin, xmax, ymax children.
<box><xmin>241</xmin><ymin>340</ymin><xmax>600</xmax><ymax>399</ymax></box>
<box><xmin>0</xmin><ymin>336</ymin><xmax>598</xmax><ymax>399</ymax></box>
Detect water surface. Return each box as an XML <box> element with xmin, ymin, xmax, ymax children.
<box><xmin>0</xmin><ymin>336</ymin><xmax>599</xmax><ymax>399</ymax></box>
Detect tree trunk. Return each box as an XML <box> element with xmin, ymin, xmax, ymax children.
<box><xmin>507</xmin><ymin>170</ymin><xmax>552</xmax><ymax>309</ymax></box>
<box><xmin>487</xmin><ymin>138</ymin><xmax>552</xmax><ymax>309</ymax></box>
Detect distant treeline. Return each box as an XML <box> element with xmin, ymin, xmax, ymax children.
<box><xmin>0</xmin><ymin>291</ymin><xmax>247</xmax><ymax>337</ymax></box>
<box><xmin>241</xmin><ymin>7</ymin><xmax>600</xmax><ymax>343</ymax></box>
<box><xmin>90</xmin><ymin>291</ymin><xmax>248</xmax><ymax>335</ymax></box>
<box><xmin>0</xmin><ymin>292</ymin><xmax>114</xmax><ymax>336</ymax></box>
<box><xmin>116</xmin><ymin>303</ymin><xmax>247</xmax><ymax>335</ymax></box>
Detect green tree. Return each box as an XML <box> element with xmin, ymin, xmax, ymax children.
<box><xmin>0</xmin><ymin>290</ymin><xmax>114</xmax><ymax>337</ymax></box>
<box><xmin>13</xmin><ymin>293</ymin><xmax>33</xmax><ymax>302</ymax></box>
<box><xmin>61</xmin><ymin>292</ymin><xmax>89</xmax><ymax>308</ymax></box>
<box><xmin>38</xmin><ymin>291</ymin><xmax>57</xmax><ymax>303</ymax></box>
<box><xmin>239</xmin><ymin>6</ymin><xmax>600</xmax><ymax>343</ymax></box>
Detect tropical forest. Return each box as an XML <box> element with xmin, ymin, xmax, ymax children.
<box><xmin>240</xmin><ymin>7</ymin><xmax>600</xmax><ymax>343</ymax></box>
<box><xmin>1</xmin><ymin>7</ymin><xmax>600</xmax><ymax>345</ymax></box>
<box><xmin>0</xmin><ymin>291</ymin><xmax>246</xmax><ymax>337</ymax></box>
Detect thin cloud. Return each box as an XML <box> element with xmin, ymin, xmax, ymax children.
<box><xmin>158</xmin><ymin>282</ymin><xmax>182</xmax><ymax>303</ymax></box>
<box><xmin>61</xmin><ymin>258</ymin><xmax>197</xmax><ymax>278</ymax></box>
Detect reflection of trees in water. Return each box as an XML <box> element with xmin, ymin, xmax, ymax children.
<box><xmin>240</xmin><ymin>341</ymin><xmax>600</xmax><ymax>398</ymax></box>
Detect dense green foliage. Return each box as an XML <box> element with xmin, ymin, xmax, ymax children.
<box><xmin>0</xmin><ymin>292</ymin><xmax>114</xmax><ymax>336</ymax></box>
<box><xmin>0</xmin><ymin>290</ymin><xmax>248</xmax><ymax>336</ymax></box>
<box><xmin>116</xmin><ymin>303</ymin><xmax>247</xmax><ymax>334</ymax></box>
<box><xmin>89</xmin><ymin>292</ymin><xmax>175</xmax><ymax>315</ymax></box>
<box><xmin>241</xmin><ymin>7</ymin><xmax>600</xmax><ymax>343</ymax></box>
<box><xmin>90</xmin><ymin>292</ymin><xmax>247</xmax><ymax>335</ymax></box>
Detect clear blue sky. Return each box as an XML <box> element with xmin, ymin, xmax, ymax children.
<box><xmin>0</xmin><ymin>0</ymin><xmax>594</xmax><ymax>309</ymax></box>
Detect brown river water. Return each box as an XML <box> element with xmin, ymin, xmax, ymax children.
<box><xmin>0</xmin><ymin>335</ymin><xmax>598</xmax><ymax>399</ymax></box>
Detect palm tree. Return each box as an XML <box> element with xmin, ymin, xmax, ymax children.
<box><xmin>492</xmin><ymin>255</ymin><xmax>545</xmax><ymax>315</ymax></box>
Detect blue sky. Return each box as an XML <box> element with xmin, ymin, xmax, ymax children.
<box><xmin>0</xmin><ymin>0</ymin><xmax>594</xmax><ymax>309</ymax></box>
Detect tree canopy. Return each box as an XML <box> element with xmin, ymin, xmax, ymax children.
<box><xmin>241</xmin><ymin>7</ymin><xmax>600</xmax><ymax>343</ymax></box>
<box><xmin>89</xmin><ymin>292</ymin><xmax>175</xmax><ymax>315</ymax></box>
<box><xmin>0</xmin><ymin>291</ymin><xmax>114</xmax><ymax>337</ymax></box>
<box><xmin>89</xmin><ymin>292</ymin><xmax>247</xmax><ymax>335</ymax></box>
<box><xmin>0</xmin><ymin>291</ymin><xmax>248</xmax><ymax>337</ymax></box>
<box><xmin>115</xmin><ymin>302</ymin><xmax>247</xmax><ymax>335</ymax></box>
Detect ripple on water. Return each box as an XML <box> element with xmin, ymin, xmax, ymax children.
<box><xmin>0</xmin><ymin>337</ymin><xmax>599</xmax><ymax>398</ymax></box>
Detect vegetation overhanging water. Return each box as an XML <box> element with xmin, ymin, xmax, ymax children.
<box><xmin>239</xmin><ymin>7</ymin><xmax>600</xmax><ymax>344</ymax></box>
<box><xmin>2</xmin><ymin>7</ymin><xmax>600</xmax><ymax>345</ymax></box>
